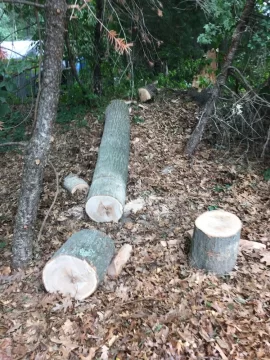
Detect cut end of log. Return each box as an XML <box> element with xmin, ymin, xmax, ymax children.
<box><xmin>42</xmin><ymin>255</ymin><xmax>98</xmax><ymax>300</ymax></box>
<box><xmin>70</xmin><ymin>183</ymin><xmax>89</xmax><ymax>194</ymax></box>
<box><xmin>195</xmin><ymin>210</ymin><xmax>242</xmax><ymax>238</ymax></box>
<box><xmin>85</xmin><ymin>195</ymin><xmax>123</xmax><ymax>222</ymax></box>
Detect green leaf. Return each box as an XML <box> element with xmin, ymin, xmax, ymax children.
<box><xmin>0</xmin><ymin>241</ymin><xmax>7</xmax><ymax>249</ymax></box>
<box><xmin>0</xmin><ymin>103</ymin><xmax>10</xmax><ymax>116</ymax></box>
<box><xmin>263</xmin><ymin>169</ymin><xmax>270</xmax><ymax>181</ymax></box>
<box><xmin>133</xmin><ymin>115</ymin><xmax>145</xmax><ymax>124</ymax></box>
<box><xmin>208</xmin><ymin>205</ymin><xmax>219</xmax><ymax>211</ymax></box>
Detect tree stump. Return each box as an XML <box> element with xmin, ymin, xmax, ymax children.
<box><xmin>189</xmin><ymin>210</ymin><xmax>242</xmax><ymax>275</ymax></box>
<box><xmin>85</xmin><ymin>100</ymin><xmax>130</xmax><ymax>222</ymax></box>
<box><xmin>138</xmin><ymin>83</ymin><xmax>158</xmax><ymax>102</ymax></box>
<box><xmin>42</xmin><ymin>229</ymin><xmax>115</xmax><ymax>300</ymax></box>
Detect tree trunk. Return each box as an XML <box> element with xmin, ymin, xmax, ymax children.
<box><xmin>12</xmin><ymin>0</ymin><xmax>67</xmax><ymax>269</ymax></box>
<box><xmin>42</xmin><ymin>229</ymin><xmax>115</xmax><ymax>300</ymax></box>
<box><xmin>189</xmin><ymin>210</ymin><xmax>242</xmax><ymax>275</ymax></box>
<box><xmin>93</xmin><ymin>0</ymin><xmax>103</xmax><ymax>95</ymax></box>
<box><xmin>185</xmin><ymin>0</ymin><xmax>256</xmax><ymax>156</ymax></box>
<box><xmin>85</xmin><ymin>100</ymin><xmax>130</xmax><ymax>222</ymax></box>
<box><xmin>64</xmin><ymin>23</ymin><xmax>87</xmax><ymax>95</ymax></box>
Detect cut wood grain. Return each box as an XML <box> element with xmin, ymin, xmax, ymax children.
<box><xmin>42</xmin><ymin>229</ymin><xmax>115</xmax><ymax>300</ymax></box>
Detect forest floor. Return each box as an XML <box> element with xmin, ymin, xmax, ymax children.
<box><xmin>0</xmin><ymin>94</ymin><xmax>270</xmax><ymax>360</ymax></box>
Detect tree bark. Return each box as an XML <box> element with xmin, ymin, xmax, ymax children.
<box><xmin>85</xmin><ymin>100</ymin><xmax>130</xmax><ymax>222</ymax></box>
<box><xmin>42</xmin><ymin>229</ymin><xmax>115</xmax><ymax>300</ymax></box>
<box><xmin>12</xmin><ymin>0</ymin><xmax>67</xmax><ymax>269</ymax></box>
<box><xmin>190</xmin><ymin>210</ymin><xmax>242</xmax><ymax>275</ymax></box>
<box><xmin>185</xmin><ymin>0</ymin><xmax>256</xmax><ymax>156</ymax></box>
<box><xmin>93</xmin><ymin>0</ymin><xmax>103</xmax><ymax>95</ymax></box>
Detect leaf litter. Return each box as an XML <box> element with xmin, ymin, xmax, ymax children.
<box><xmin>0</xmin><ymin>95</ymin><xmax>269</xmax><ymax>359</ymax></box>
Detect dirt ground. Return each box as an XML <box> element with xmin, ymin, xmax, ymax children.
<box><xmin>0</xmin><ymin>95</ymin><xmax>269</xmax><ymax>360</ymax></box>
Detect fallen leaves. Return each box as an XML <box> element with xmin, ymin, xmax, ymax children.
<box><xmin>0</xmin><ymin>95</ymin><xmax>269</xmax><ymax>359</ymax></box>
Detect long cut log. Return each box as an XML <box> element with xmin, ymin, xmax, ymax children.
<box><xmin>185</xmin><ymin>0</ymin><xmax>256</xmax><ymax>155</ymax></box>
<box><xmin>85</xmin><ymin>100</ymin><xmax>130</xmax><ymax>222</ymax></box>
<box><xmin>189</xmin><ymin>210</ymin><xmax>242</xmax><ymax>275</ymax></box>
<box><xmin>42</xmin><ymin>229</ymin><xmax>115</xmax><ymax>300</ymax></box>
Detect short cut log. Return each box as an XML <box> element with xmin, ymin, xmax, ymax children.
<box><xmin>85</xmin><ymin>100</ymin><xmax>130</xmax><ymax>222</ymax></box>
<box><xmin>42</xmin><ymin>229</ymin><xmax>115</xmax><ymax>300</ymax></box>
<box><xmin>189</xmin><ymin>210</ymin><xmax>242</xmax><ymax>275</ymax></box>
<box><xmin>138</xmin><ymin>83</ymin><xmax>158</xmax><ymax>102</ymax></box>
<box><xmin>63</xmin><ymin>174</ymin><xmax>89</xmax><ymax>194</ymax></box>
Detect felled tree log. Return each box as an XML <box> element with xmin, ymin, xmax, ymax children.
<box><xmin>189</xmin><ymin>210</ymin><xmax>242</xmax><ymax>275</ymax></box>
<box><xmin>63</xmin><ymin>174</ymin><xmax>89</xmax><ymax>194</ymax></box>
<box><xmin>85</xmin><ymin>100</ymin><xmax>130</xmax><ymax>222</ymax></box>
<box><xmin>42</xmin><ymin>229</ymin><xmax>115</xmax><ymax>300</ymax></box>
<box><xmin>138</xmin><ymin>83</ymin><xmax>158</xmax><ymax>102</ymax></box>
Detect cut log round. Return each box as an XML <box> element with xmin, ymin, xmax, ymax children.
<box><xmin>85</xmin><ymin>100</ymin><xmax>130</xmax><ymax>222</ymax></box>
<box><xmin>189</xmin><ymin>210</ymin><xmax>242</xmax><ymax>275</ymax></box>
<box><xmin>42</xmin><ymin>229</ymin><xmax>115</xmax><ymax>300</ymax></box>
<box><xmin>138</xmin><ymin>83</ymin><xmax>158</xmax><ymax>102</ymax></box>
<box><xmin>63</xmin><ymin>174</ymin><xmax>89</xmax><ymax>194</ymax></box>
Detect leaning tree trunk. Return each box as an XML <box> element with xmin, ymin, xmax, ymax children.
<box><xmin>12</xmin><ymin>0</ymin><xmax>67</xmax><ymax>269</ymax></box>
<box><xmin>93</xmin><ymin>0</ymin><xmax>103</xmax><ymax>95</ymax></box>
<box><xmin>185</xmin><ymin>0</ymin><xmax>256</xmax><ymax>156</ymax></box>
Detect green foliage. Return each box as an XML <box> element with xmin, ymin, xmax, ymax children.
<box><xmin>213</xmin><ymin>184</ymin><xmax>232</xmax><ymax>192</ymax></box>
<box><xmin>0</xmin><ymin>110</ymin><xmax>29</xmax><ymax>150</ymax></box>
<box><xmin>56</xmin><ymin>103</ymin><xmax>89</xmax><ymax>129</ymax></box>
<box><xmin>156</xmin><ymin>59</ymin><xmax>203</xmax><ymax>89</ymax></box>
<box><xmin>197</xmin><ymin>0</ymin><xmax>245</xmax><ymax>47</ymax></box>
<box><xmin>133</xmin><ymin>115</ymin><xmax>145</xmax><ymax>124</ymax></box>
<box><xmin>0</xmin><ymin>58</ymin><xmax>39</xmax><ymax>117</ymax></box>
<box><xmin>0</xmin><ymin>241</ymin><xmax>7</xmax><ymax>249</ymax></box>
<box><xmin>208</xmin><ymin>205</ymin><xmax>219</xmax><ymax>211</ymax></box>
<box><xmin>0</xmin><ymin>4</ymin><xmax>37</xmax><ymax>41</ymax></box>
<box><xmin>263</xmin><ymin>169</ymin><xmax>270</xmax><ymax>181</ymax></box>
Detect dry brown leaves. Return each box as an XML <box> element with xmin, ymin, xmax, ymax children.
<box><xmin>0</xmin><ymin>95</ymin><xmax>269</xmax><ymax>359</ymax></box>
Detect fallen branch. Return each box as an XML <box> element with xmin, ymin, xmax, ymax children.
<box><xmin>37</xmin><ymin>160</ymin><xmax>59</xmax><ymax>243</ymax></box>
<box><xmin>0</xmin><ymin>141</ymin><xmax>27</xmax><ymax>147</ymax></box>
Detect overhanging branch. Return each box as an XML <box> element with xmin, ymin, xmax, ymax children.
<box><xmin>0</xmin><ymin>0</ymin><xmax>44</xmax><ymax>8</ymax></box>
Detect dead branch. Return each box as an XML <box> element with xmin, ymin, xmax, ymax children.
<box><xmin>0</xmin><ymin>0</ymin><xmax>44</xmax><ymax>8</ymax></box>
<box><xmin>0</xmin><ymin>141</ymin><xmax>27</xmax><ymax>147</ymax></box>
<box><xmin>185</xmin><ymin>0</ymin><xmax>256</xmax><ymax>156</ymax></box>
<box><xmin>37</xmin><ymin>160</ymin><xmax>59</xmax><ymax>243</ymax></box>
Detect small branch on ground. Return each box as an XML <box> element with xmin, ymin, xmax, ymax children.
<box><xmin>37</xmin><ymin>160</ymin><xmax>59</xmax><ymax>244</ymax></box>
